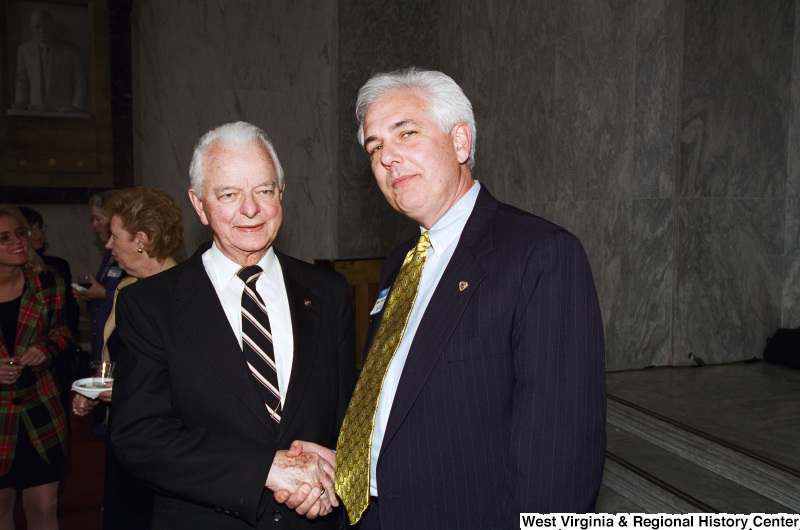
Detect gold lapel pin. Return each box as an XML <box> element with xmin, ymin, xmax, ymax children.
<box><xmin>304</xmin><ymin>299</ymin><xmax>312</xmax><ymax>307</ymax></box>
<box><xmin>459</xmin><ymin>281</ymin><xmax>468</xmax><ymax>292</ymax></box>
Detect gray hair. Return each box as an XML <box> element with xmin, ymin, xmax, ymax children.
<box><xmin>189</xmin><ymin>121</ymin><xmax>285</xmax><ymax>198</ymax></box>
<box><xmin>356</xmin><ymin>68</ymin><xmax>476</xmax><ymax>168</ymax></box>
<box><xmin>88</xmin><ymin>189</ymin><xmax>119</xmax><ymax>209</ymax></box>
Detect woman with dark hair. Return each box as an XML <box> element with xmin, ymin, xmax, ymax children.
<box><xmin>16</xmin><ymin>206</ymin><xmax>79</xmax><ymax>336</ymax></box>
<box><xmin>0</xmin><ymin>206</ymin><xmax>71</xmax><ymax>529</ymax></box>
<box><xmin>72</xmin><ymin>187</ymin><xmax>183</xmax><ymax>530</ymax></box>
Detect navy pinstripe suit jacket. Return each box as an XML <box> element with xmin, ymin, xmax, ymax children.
<box><xmin>364</xmin><ymin>187</ymin><xmax>606</xmax><ymax>529</ymax></box>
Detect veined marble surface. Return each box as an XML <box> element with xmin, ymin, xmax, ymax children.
<box><xmin>132</xmin><ymin>0</ymin><xmax>338</xmax><ymax>263</ymax></box>
<box><xmin>438</xmin><ymin>0</ymin><xmax>795</xmax><ymax>369</ymax></box>
<box><xmin>675</xmin><ymin>199</ymin><xmax>785</xmax><ymax>364</ymax></box>
<box><xmin>12</xmin><ymin>0</ymin><xmax>796</xmax><ymax>371</ymax></box>
<box><xmin>26</xmin><ymin>0</ymin><xmax>783</xmax><ymax>371</ymax></box>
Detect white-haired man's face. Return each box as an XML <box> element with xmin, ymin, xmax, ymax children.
<box><xmin>363</xmin><ymin>87</ymin><xmax>473</xmax><ymax>229</ymax></box>
<box><xmin>189</xmin><ymin>142</ymin><xmax>283</xmax><ymax>267</ymax></box>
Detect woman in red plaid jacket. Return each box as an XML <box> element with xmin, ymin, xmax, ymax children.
<box><xmin>0</xmin><ymin>206</ymin><xmax>71</xmax><ymax>529</ymax></box>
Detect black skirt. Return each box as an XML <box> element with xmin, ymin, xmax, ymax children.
<box><xmin>0</xmin><ymin>427</ymin><xmax>64</xmax><ymax>490</ymax></box>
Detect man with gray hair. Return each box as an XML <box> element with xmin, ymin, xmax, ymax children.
<box><xmin>111</xmin><ymin>121</ymin><xmax>356</xmax><ymax>529</ymax></box>
<box><xmin>328</xmin><ymin>68</ymin><xmax>606</xmax><ymax>528</ymax></box>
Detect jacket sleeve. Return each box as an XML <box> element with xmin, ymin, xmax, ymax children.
<box><xmin>110</xmin><ymin>286</ymin><xmax>275</xmax><ymax>527</ymax></box>
<box><xmin>506</xmin><ymin>229</ymin><xmax>606</xmax><ymax>517</ymax></box>
<box><xmin>30</xmin><ymin>272</ymin><xmax>71</xmax><ymax>368</ymax></box>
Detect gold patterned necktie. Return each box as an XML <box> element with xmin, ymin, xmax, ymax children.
<box><xmin>335</xmin><ymin>231</ymin><xmax>431</xmax><ymax>524</ymax></box>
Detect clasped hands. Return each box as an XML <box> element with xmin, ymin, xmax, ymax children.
<box><xmin>267</xmin><ymin>440</ymin><xmax>337</xmax><ymax>519</ymax></box>
<box><xmin>0</xmin><ymin>346</ymin><xmax>47</xmax><ymax>385</ymax></box>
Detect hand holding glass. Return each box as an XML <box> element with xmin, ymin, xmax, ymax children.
<box><xmin>72</xmin><ymin>361</ymin><xmax>115</xmax><ymax>399</ymax></box>
<box><xmin>89</xmin><ymin>360</ymin><xmax>115</xmax><ymax>388</ymax></box>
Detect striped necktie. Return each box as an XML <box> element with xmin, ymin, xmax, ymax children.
<box><xmin>335</xmin><ymin>231</ymin><xmax>431</xmax><ymax>523</ymax></box>
<box><xmin>238</xmin><ymin>265</ymin><xmax>281</xmax><ymax>424</ymax></box>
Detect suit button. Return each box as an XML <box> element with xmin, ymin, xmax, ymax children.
<box><xmin>11</xmin><ymin>398</ymin><xmax>21</xmax><ymax>405</ymax></box>
<box><xmin>272</xmin><ymin>511</ymin><xmax>282</xmax><ymax>522</ymax></box>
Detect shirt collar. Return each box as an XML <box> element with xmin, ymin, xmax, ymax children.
<box><xmin>423</xmin><ymin>181</ymin><xmax>481</xmax><ymax>256</ymax></box>
<box><xmin>208</xmin><ymin>242</ymin><xmax>278</xmax><ymax>288</ymax></box>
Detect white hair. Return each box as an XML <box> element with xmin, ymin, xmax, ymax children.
<box><xmin>355</xmin><ymin>67</ymin><xmax>476</xmax><ymax>168</ymax></box>
<box><xmin>189</xmin><ymin>121</ymin><xmax>285</xmax><ymax>198</ymax></box>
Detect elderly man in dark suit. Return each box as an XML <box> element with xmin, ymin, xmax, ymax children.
<box><xmin>324</xmin><ymin>68</ymin><xmax>606</xmax><ymax>529</ymax></box>
<box><xmin>110</xmin><ymin>122</ymin><xmax>356</xmax><ymax>529</ymax></box>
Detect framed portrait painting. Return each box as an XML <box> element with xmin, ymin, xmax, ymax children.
<box><xmin>0</xmin><ymin>0</ymin><xmax>132</xmax><ymax>203</ymax></box>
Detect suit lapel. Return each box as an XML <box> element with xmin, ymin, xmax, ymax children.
<box><xmin>380</xmin><ymin>187</ymin><xmax>498</xmax><ymax>451</ymax></box>
<box><xmin>275</xmin><ymin>253</ymin><xmax>322</xmax><ymax>441</ymax></box>
<box><xmin>172</xmin><ymin>246</ymin><xmax>276</xmax><ymax>432</ymax></box>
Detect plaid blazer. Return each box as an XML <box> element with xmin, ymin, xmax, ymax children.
<box><xmin>0</xmin><ymin>270</ymin><xmax>71</xmax><ymax>475</ymax></box>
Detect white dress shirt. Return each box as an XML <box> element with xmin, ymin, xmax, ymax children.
<box><xmin>369</xmin><ymin>181</ymin><xmax>481</xmax><ymax>496</ymax></box>
<box><xmin>202</xmin><ymin>242</ymin><xmax>294</xmax><ymax>404</ymax></box>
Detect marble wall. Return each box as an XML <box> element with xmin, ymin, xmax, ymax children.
<box><xmin>17</xmin><ymin>0</ymin><xmax>797</xmax><ymax>370</ymax></box>
<box><xmin>336</xmin><ymin>0</ymin><xmax>798</xmax><ymax>369</ymax></box>
<box><xmin>442</xmin><ymin>0</ymin><xmax>800</xmax><ymax>369</ymax></box>
<box><xmin>129</xmin><ymin>0</ymin><xmax>340</xmax><ymax>264</ymax></box>
<box><xmin>337</xmin><ymin>0</ymin><xmax>441</xmax><ymax>257</ymax></box>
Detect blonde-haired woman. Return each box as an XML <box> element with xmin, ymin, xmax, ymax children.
<box><xmin>0</xmin><ymin>206</ymin><xmax>71</xmax><ymax>530</ymax></box>
<box><xmin>72</xmin><ymin>187</ymin><xmax>183</xmax><ymax>530</ymax></box>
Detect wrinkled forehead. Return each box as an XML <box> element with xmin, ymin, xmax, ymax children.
<box><xmin>202</xmin><ymin>142</ymin><xmax>278</xmax><ymax>189</ymax></box>
<box><xmin>206</xmin><ymin>140</ymin><xmax>276</xmax><ymax>168</ymax></box>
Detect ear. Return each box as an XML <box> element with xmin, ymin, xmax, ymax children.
<box><xmin>135</xmin><ymin>231</ymin><xmax>149</xmax><ymax>249</ymax></box>
<box><xmin>188</xmin><ymin>189</ymin><xmax>210</xmax><ymax>226</ymax></box>
<box><xmin>451</xmin><ymin>122</ymin><xmax>472</xmax><ymax>165</ymax></box>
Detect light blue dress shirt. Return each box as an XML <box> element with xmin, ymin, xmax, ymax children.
<box><xmin>369</xmin><ymin>181</ymin><xmax>481</xmax><ymax>496</ymax></box>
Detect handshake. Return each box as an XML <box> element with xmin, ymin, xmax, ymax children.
<box><xmin>267</xmin><ymin>440</ymin><xmax>338</xmax><ymax>519</ymax></box>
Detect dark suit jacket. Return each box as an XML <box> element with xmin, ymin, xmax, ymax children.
<box><xmin>365</xmin><ymin>187</ymin><xmax>606</xmax><ymax>529</ymax></box>
<box><xmin>110</xmin><ymin>244</ymin><xmax>356</xmax><ymax>529</ymax></box>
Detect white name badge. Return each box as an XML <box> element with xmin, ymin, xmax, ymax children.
<box><xmin>107</xmin><ymin>267</ymin><xmax>123</xmax><ymax>278</ymax></box>
<box><xmin>370</xmin><ymin>287</ymin><xmax>390</xmax><ymax>315</ymax></box>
